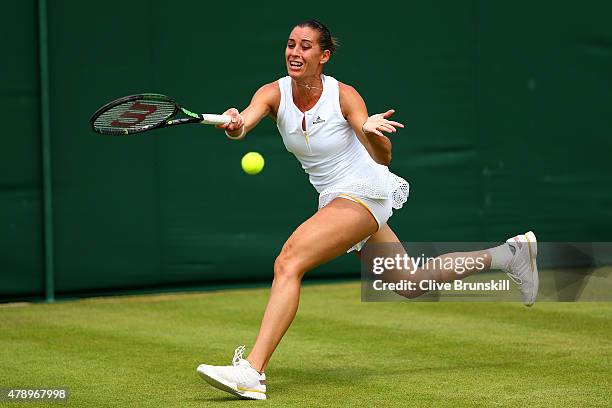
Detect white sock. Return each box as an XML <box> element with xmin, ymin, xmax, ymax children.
<box><xmin>488</xmin><ymin>243</ymin><xmax>515</xmax><ymax>270</ymax></box>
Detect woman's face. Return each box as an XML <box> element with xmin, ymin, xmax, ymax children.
<box><xmin>285</xmin><ymin>26</ymin><xmax>329</xmax><ymax>80</ymax></box>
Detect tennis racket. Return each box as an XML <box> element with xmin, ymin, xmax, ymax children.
<box><xmin>90</xmin><ymin>93</ymin><xmax>230</xmax><ymax>135</ymax></box>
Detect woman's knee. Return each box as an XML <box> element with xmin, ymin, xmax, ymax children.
<box><xmin>395</xmin><ymin>288</ymin><xmax>426</xmax><ymax>299</ymax></box>
<box><xmin>384</xmin><ymin>269</ymin><xmax>429</xmax><ymax>299</ymax></box>
<box><xmin>273</xmin><ymin>250</ymin><xmax>305</xmax><ymax>281</ymax></box>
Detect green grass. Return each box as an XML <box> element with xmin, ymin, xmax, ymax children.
<box><xmin>1</xmin><ymin>282</ymin><xmax>610</xmax><ymax>407</ymax></box>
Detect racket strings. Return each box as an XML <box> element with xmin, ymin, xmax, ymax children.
<box><xmin>93</xmin><ymin>99</ymin><xmax>175</xmax><ymax>134</ymax></box>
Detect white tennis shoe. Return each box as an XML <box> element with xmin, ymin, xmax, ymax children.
<box><xmin>503</xmin><ymin>231</ymin><xmax>539</xmax><ymax>306</ymax></box>
<box><xmin>197</xmin><ymin>346</ymin><xmax>267</xmax><ymax>400</ymax></box>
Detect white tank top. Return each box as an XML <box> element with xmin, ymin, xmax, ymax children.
<box><xmin>276</xmin><ymin>75</ymin><xmax>409</xmax><ymax>210</ymax></box>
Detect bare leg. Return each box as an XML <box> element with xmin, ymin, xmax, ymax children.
<box><xmin>363</xmin><ymin>225</ymin><xmax>492</xmax><ymax>298</ymax></box>
<box><xmin>246</xmin><ymin>198</ymin><xmax>378</xmax><ymax>372</ymax></box>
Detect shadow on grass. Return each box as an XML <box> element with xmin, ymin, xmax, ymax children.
<box><xmin>270</xmin><ymin>361</ymin><xmax>513</xmax><ymax>393</ymax></box>
<box><xmin>191</xmin><ymin>362</ymin><xmax>512</xmax><ymax>402</ymax></box>
<box><xmin>192</xmin><ymin>395</ymin><xmax>248</xmax><ymax>403</ymax></box>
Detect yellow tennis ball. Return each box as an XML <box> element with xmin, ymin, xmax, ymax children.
<box><xmin>241</xmin><ymin>152</ymin><xmax>265</xmax><ymax>175</ymax></box>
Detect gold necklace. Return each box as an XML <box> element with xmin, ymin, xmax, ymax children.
<box><xmin>297</xmin><ymin>82</ymin><xmax>322</xmax><ymax>91</ymax></box>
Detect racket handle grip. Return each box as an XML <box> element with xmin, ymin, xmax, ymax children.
<box><xmin>200</xmin><ymin>114</ymin><xmax>231</xmax><ymax>125</ymax></box>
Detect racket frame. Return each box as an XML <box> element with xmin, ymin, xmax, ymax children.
<box><xmin>90</xmin><ymin>93</ymin><xmax>229</xmax><ymax>135</ymax></box>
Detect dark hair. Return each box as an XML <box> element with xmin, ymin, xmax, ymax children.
<box><xmin>295</xmin><ymin>19</ymin><xmax>339</xmax><ymax>54</ymax></box>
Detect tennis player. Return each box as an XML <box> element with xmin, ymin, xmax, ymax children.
<box><xmin>196</xmin><ymin>20</ymin><xmax>538</xmax><ymax>400</ymax></box>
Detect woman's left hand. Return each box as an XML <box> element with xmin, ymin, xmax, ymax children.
<box><xmin>362</xmin><ymin>109</ymin><xmax>404</xmax><ymax>137</ymax></box>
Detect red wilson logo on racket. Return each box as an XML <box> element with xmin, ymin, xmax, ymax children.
<box><xmin>110</xmin><ymin>102</ymin><xmax>158</xmax><ymax>128</ymax></box>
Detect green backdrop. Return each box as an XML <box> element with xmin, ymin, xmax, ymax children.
<box><xmin>2</xmin><ymin>1</ymin><xmax>611</xmax><ymax>300</ymax></box>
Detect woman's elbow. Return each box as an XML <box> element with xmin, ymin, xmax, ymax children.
<box><xmin>380</xmin><ymin>152</ymin><xmax>392</xmax><ymax>166</ymax></box>
<box><xmin>374</xmin><ymin>150</ymin><xmax>392</xmax><ymax>166</ymax></box>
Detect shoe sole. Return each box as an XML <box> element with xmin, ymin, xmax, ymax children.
<box><xmin>197</xmin><ymin>366</ymin><xmax>267</xmax><ymax>400</ymax></box>
<box><xmin>524</xmin><ymin>231</ymin><xmax>538</xmax><ymax>307</ymax></box>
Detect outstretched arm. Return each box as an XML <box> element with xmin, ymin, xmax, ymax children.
<box><xmin>217</xmin><ymin>82</ymin><xmax>280</xmax><ymax>140</ymax></box>
<box><xmin>339</xmin><ymin>83</ymin><xmax>404</xmax><ymax>165</ymax></box>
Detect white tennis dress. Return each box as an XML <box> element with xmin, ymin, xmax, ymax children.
<box><xmin>276</xmin><ymin>74</ymin><xmax>409</xmax><ymax>251</ymax></box>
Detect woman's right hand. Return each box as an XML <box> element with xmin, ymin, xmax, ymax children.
<box><xmin>217</xmin><ymin>107</ymin><xmax>245</xmax><ymax>132</ymax></box>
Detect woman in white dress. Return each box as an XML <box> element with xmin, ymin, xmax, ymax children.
<box><xmin>197</xmin><ymin>19</ymin><xmax>537</xmax><ymax>400</ymax></box>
